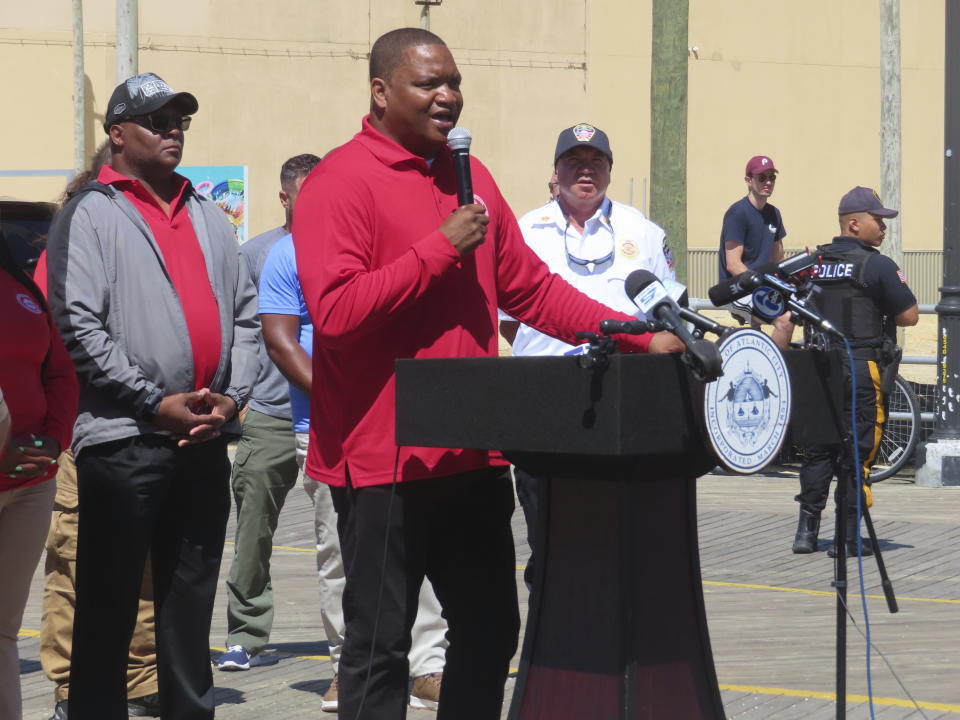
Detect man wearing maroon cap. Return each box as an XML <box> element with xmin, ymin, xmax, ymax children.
<box><xmin>718</xmin><ymin>155</ymin><xmax>794</xmax><ymax>348</ymax></box>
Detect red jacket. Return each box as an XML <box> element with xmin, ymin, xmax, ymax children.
<box><xmin>294</xmin><ymin>117</ymin><xmax>650</xmax><ymax>487</ymax></box>
<box><xmin>0</xmin><ymin>262</ymin><xmax>78</xmax><ymax>491</ymax></box>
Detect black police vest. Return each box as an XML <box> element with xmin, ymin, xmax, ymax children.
<box><xmin>808</xmin><ymin>241</ymin><xmax>884</xmax><ymax>345</ymax></box>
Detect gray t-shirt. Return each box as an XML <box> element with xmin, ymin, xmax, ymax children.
<box><xmin>240</xmin><ymin>226</ymin><xmax>291</xmax><ymax>419</ymax></box>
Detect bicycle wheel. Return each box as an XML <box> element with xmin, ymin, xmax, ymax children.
<box><xmin>870</xmin><ymin>375</ymin><xmax>921</xmax><ymax>481</ymax></box>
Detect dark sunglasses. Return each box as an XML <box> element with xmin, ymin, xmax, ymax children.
<box><xmin>122</xmin><ymin>114</ymin><xmax>192</xmax><ymax>134</ymax></box>
<box><xmin>754</xmin><ymin>173</ymin><xmax>777</xmax><ymax>183</ymax></box>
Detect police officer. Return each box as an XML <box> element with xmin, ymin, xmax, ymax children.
<box><xmin>792</xmin><ymin>186</ymin><xmax>919</xmax><ymax>555</ymax></box>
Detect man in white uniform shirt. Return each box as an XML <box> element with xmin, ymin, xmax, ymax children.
<box><xmin>500</xmin><ymin>122</ymin><xmax>676</xmax><ymax>584</ymax></box>
<box><xmin>501</xmin><ymin>123</ymin><xmax>675</xmax><ymax>354</ymax></box>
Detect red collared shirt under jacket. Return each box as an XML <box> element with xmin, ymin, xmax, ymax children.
<box><xmin>294</xmin><ymin>116</ymin><xmax>652</xmax><ymax>488</ymax></box>
<box><xmin>96</xmin><ymin>165</ymin><xmax>222</xmax><ymax>391</ymax></box>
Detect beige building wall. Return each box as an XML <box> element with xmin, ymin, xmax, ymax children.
<box><xmin>0</xmin><ymin>1</ymin><xmax>945</xmax><ymax>260</ymax></box>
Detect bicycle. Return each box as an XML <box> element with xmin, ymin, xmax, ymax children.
<box><xmin>870</xmin><ymin>374</ymin><xmax>922</xmax><ymax>481</ymax></box>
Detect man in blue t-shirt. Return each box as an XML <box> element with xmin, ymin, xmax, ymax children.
<box><xmin>718</xmin><ymin>154</ymin><xmax>793</xmax><ymax>348</ymax></box>
<box><xmin>258</xmin><ymin>235</ymin><xmax>449</xmax><ymax>713</ymax></box>
<box><xmin>217</xmin><ymin>154</ymin><xmax>320</xmax><ymax>673</ymax></box>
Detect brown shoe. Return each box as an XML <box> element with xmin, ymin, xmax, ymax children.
<box><xmin>409</xmin><ymin>671</ymin><xmax>442</xmax><ymax>711</ymax></box>
<box><xmin>322</xmin><ymin>674</ymin><xmax>339</xmax><ymax>713</ymax></box>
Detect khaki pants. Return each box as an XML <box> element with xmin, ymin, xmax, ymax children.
<box><xmin>39</xmin><ymin>450</ymin><xmax>158</xmax><ymax>703</ymax></box>
<box><xmin>0</xmin><ymin>475</ymin><xmax>55</xmax><ymax>719</ymax></box>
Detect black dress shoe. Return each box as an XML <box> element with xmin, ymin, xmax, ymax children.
<box><xmin>49</xmin><ymin>700</ymin><xmax>68</xmax><ymax>720</ymax></box>
<box><xmin>128</xmin><ymin>692</ymin><xmax>161</xmax><ymax>717</ymax></box>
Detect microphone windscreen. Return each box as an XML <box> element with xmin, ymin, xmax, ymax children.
<box><xmin>707</xmin><ymin>281</ymin><xmax>736</xmax><ymax>307</ymax></box>
<box><xmin>447</xmin><ymin>127</ymin><xmax>472</xmax><ymax>152</ymax></box>
<box><xmin>624</xmin><ymin>269</ymin><xmax>658</xmax><ymax>301</ymax></box>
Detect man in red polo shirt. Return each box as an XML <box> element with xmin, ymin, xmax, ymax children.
<box><xmin>293</xmin><ymin>28</ymin><xmax>682</xmax><ymax>720</ymax></box>
<box><xmin>46</xmin><ymin>73</ymin><xmax>259</xmax><ymax>720</ymax></box>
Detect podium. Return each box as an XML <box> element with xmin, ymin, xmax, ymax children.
<box><xmin>395</xmin><ymin>350</ymin><xmax>842</xmax><ymax>720</ymax></box>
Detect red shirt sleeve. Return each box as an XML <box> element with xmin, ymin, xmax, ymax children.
<box><xmin>294</xmin><ymin>170</ymin><xmax>461</xmax><ymax>350</ymax></box>
<box><xmin>33</xmin><ymin>250</ymin><xmax>48</xmax><ymax>296</ymax></box>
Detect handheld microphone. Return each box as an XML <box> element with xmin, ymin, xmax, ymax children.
<box><xmin>625</xmin><ymin>269</ymin><xmax>723</xmax><ymax>382</ymax></box>
<box><xmin>447</xmin><ymin>127</ymin><xmax>474</xmax><ymax>206</ymax></box>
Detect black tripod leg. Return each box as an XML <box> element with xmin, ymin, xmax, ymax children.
<box><xmin>861</xmin><ymin>504</ymin><xmax>899</xmax><ymax>613</ymax></box>
<box><xmin>833</xmin><ymin>473</ymin><xmax>848</xmax><ymax>720</ymax></box>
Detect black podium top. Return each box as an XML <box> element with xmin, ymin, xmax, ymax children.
<box><xmin>395</xmin><ymin>349</ymin><xmax>842</xmax><ymax>479</ymax></box>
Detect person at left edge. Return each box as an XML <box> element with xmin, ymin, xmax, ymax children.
<box><xmin>0</xmin><ymin>231</ymin><xmax>78</xmax><ymax>720</ymax></box>
<box><xmin>293</xmin><ymin>27</ymin><xmax>684</xmax><ymax>720</ymax></box>
<box><xmin>45</xmin><ymin>72</ymin><xmax>259</xmax><ymax>720</ymax></box>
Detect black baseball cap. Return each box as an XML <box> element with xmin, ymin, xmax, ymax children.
<box><xmin>554</xmin><ymin>123</ymin><xmax>613</xmax><ymax>165</ymax></box>
<box><xmin>837</xmin><ymin>186</ymin><xmax>898</xmax><ymax>218</ymax></box>
<box><xmin>103</xmin><ymin>73</ymin><xmax>199</xmax><ymax>133</ymax></box>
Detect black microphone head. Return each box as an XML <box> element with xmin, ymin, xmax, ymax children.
<box><xmin>708</xmin><ymin>269</ymin><xmax>762</xmax><ymax>306</ymax></box>
<box><xmin>447</xmin><ymin>127</ymin><xmax>472</xmax><ymax>152</ymax></box>
<box><xmin>624</xmin><ymin>269</ymin><xmax>658</xmax><ymax>301</ymax></box>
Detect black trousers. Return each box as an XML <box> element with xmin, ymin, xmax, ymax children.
<box><xmin>513</xmin><ymin>466</ymin><xmax>540</xmax><ymax>589</ymax></box>
<box><xmin>68</xmin><ymin>435</ymin><xmax>231</xmax><ymax>720</ymax></box>
<box><xmin>330</xmin><ymin>467</ymin><xmax>520</xmax><ymax>720</ymax></box>
<box><xmin>797</xmin><ymin>358</ymin><xmax>884</xmax><ymax>514</ymax></box>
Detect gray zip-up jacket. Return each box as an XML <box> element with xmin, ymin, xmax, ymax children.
<box><xmin>46</xmin><ymin>181</ymin><xmax>260</xmax><ymax>454</ymax></box>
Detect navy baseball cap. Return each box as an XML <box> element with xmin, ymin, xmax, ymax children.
<box><xmin>554</xmin><ymin>123</ymin><xmax>613</xmax><ymax>165</ymax></box>
<box><xmin>103</xmin><ymin>73</ymin><xmax>199</xmax><ymax>132</ymax></box>
<box><xmin>837</xmin><ymin>186</ymin><xmax>898</xmax><ymax>218</ymax></box>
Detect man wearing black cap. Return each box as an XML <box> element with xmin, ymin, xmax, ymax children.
<box><xmin>791</xmin><ymin>186</ymin><xmax>918</xmax><ymax>556</ymax></box>
<box><xmin>500</xmin><ymin>123</ymin><xmax>677</xmax><ymax>585</ymax></box>
<box><xmin>501</xmin><ymin>123</ymin><xmax>675</xmax><ymax>354</ymax></box>
<box><xmin>718</xmin><ymin>155</ymin><xmax>794</xmax><ymax>348</ymax></box>
<box><xmin>45</xmin><ymin>72</ymin><xmax>259</xmax><ymax>720</ymax></box>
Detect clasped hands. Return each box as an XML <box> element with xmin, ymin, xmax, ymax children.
<box><xmin>154</xmin><ymin>388</ymin><xmax>237</xmax><ymax>447</ymax></box>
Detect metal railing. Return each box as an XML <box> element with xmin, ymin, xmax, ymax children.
<box><xmin>687</xmin><ymin>248</ymin><xmax>943</xmax><ymax>304</ymax></box>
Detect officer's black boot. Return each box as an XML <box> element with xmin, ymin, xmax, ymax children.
<box><xmin>792</xmin><ymin>508</ymin><xmax>820</xmax><ymax>554</ymax></box>
<box><xmin>827</xmin><ymin>514</ymin><xmax>874</xmax><ymax>557</ymax></box>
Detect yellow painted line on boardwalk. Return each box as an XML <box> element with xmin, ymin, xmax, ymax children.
<box><xmin>19</xmin><ymin>635</ymin><xmax>953</xmax><ymax>710</ymax></box>
<box><xmin>232</xmin><ymin>549</ymin><xmax>960</xmax><ymax>605</ymax></box>
<box><xmin>720</xmin><ymin>684</ymin><xmax>960</xmax><ymax>713</ymax></box>
<box><xmin>704</xmin><ymin>579</ymin><xmax>960</xmax><ymax>606</ymax></box>
<box><xmin>225</xmin><ymin>540</ymin><xmax>314</xmax><ymax>553</ymax></box>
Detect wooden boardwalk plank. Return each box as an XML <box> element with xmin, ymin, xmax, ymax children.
<box><xmin>16</xmin><ymin>469</ymin><xmax>960</xmax><ymax>719</ymax></box>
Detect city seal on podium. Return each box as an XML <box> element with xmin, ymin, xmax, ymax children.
<box><xmin>704</xmin><ymin>329</ymin><xmax>791</xmax><ymax>474</ymax></box>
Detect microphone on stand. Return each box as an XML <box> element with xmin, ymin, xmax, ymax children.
<box><xmin>624</xmin><ymin>269</ymin><xmax>723</xmax><ymax>382</ymax></box>
<box><xmin>447</xmin><ymin>127</ymin><xmax>474</xmax><ymax>206</ymax></box>
<box><xmin>707</xmin><ymin>264</ymin><xmax>843</xmax><ymax>337</ymax></box>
